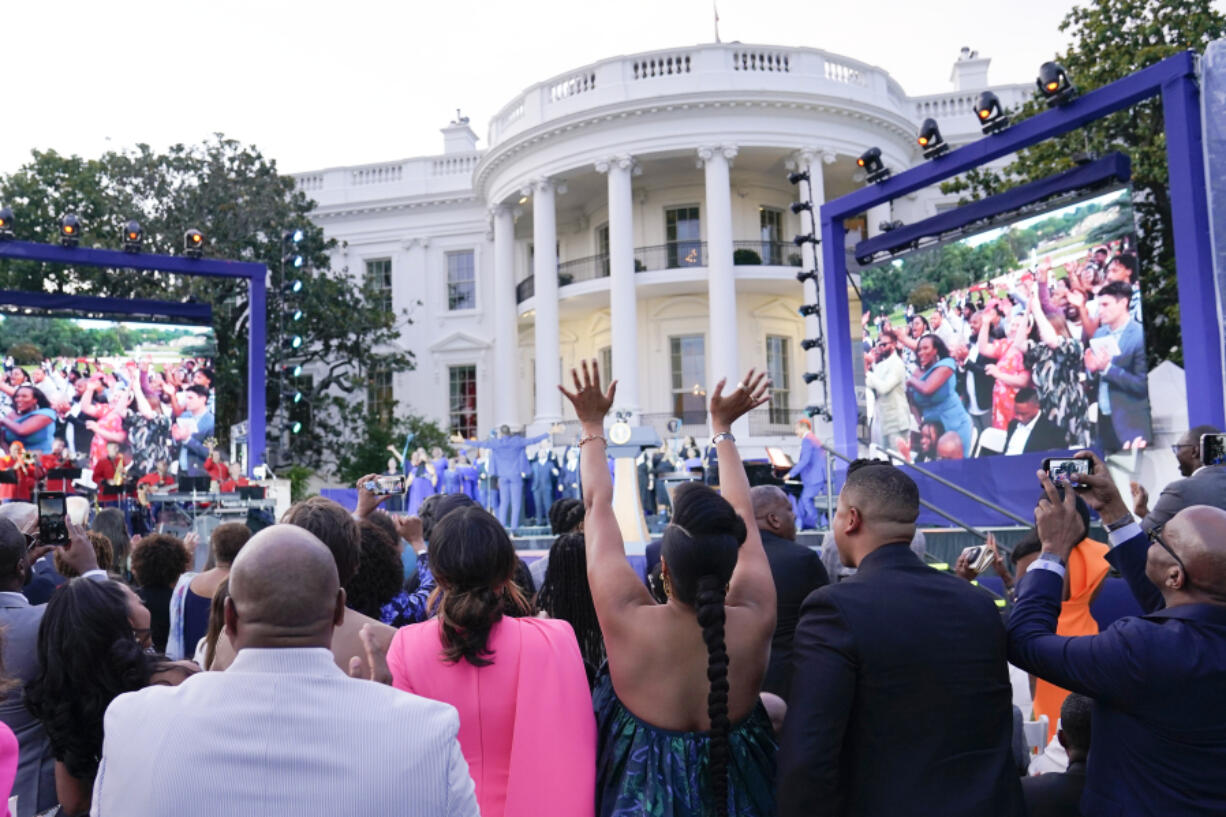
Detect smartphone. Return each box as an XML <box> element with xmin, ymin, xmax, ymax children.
<box><xmin>38</xmin><ymin>492</ymin><xmax>68</xmax><ymax>545</ymax></box>
<box><xmin>1043</xmin><ymin>457</ymin><xmax>1091</xmax><ymax>487</ymax></box>
<box><xmin>363</xmin><ymin>475</ymin><xmax>405</xmax><ymax>495</ymax></box>
<box><xmin>959</xmin><ymin>544</ymin><xmax>995</xmax><ymax>576</ymax></box>
<box><xmin>1200</xmin><ymin>433</ymin><xmax>1226</xmax><ymax>467</ymax></box>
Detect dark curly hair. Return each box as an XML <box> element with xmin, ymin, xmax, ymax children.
<box><xmin>129</xmin><ymin>533</ymin><xmax>191</xmax><ymax>589</ymax></box>
<box><xmin>660</xmin><ymin>481</ymin><xmax>747</xmax><ymax>817</ymax></box>
<box><xmin>54</xmin><ymin>531</ymin><xmax>114</xmax><ymax>578</ymax></box>
<box><xmin>429</xmin><ymin>506</ymin><xmax>531</xmax><ymax>667</ymax></box>
<box><xmin>346</xmin><ymin>521</ymin><xmax>405</xmax><ymax>619</ymax></box>
<box><xmin>281</xmin><ymin>497</ymin><xmax>361</xmax><ymax>584</ymax></box>
<box><xmin>25</xmin><ymin>579</ymin><xmax>165</xmax><ymax>782</ymax></box>
<box><xmin>536</xmin><ymin>533</ymin><xmax>603</xmax><ymax>686</ymax></box>
<box><xmin>421</xmin><ymin>492</ymin><xmax>476</xmax><ymax>542</ymax></box>
<box><xmin>548</xmin><ymin>498</ymin><xmax>584</xmax><ymax>535</ymax></box>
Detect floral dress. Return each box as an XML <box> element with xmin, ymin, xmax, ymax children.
<box><xmin>984</xmin><ymin>339</ymin><xmax>1028</xmax><ymax>430</ymax></box>
<box><xmin>124</xmin><ymin>412</ymin><xmax>175</xmax><ymax>476</ymax></box>
<box><xmin>88</xmin><ymin>408</ymin><xmax>127</xmax><ymax>469</ymax></box>
<box><xmin>1024</xmin><ymin>335</ymin><xmax>1091</xmax><ymax>448</ymax></box>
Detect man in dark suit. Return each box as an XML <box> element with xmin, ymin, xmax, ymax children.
<box><xmin>1084</xmin><ymin>281</ymin><xmax>1151</xmax><ymax>451</ymax></box>
<box><xmin>1004</xmin><ymin>388</ymin><xmax>1068</xmax><ymax>455</ymax></box>
<box><xmin>1133</xmin><ymin>425</ymin><xmax>1226</xmax><ymax>533</ymax></box>
<box><xmin>1009</xmin><ymin>450</ymin><xmax>1226</xmax><ymax>816</ymax></box>
<box><xmin>778</xmin><ymin>460</ymin><xmax>1024</xmax><ymax>817</ymax></box>
<box><xmin>0</xmin><ymin>518</ymin><xmax>103</xmax><ymax>817</ymax></box>
<box><xmin>1022</xmin><ymin>693</ymin><xmax>1091</xmax><ymax>817</ymax></box>
<box><xmin>958</xmin><ymin>310</ymin><xmax>997</xmax><ymax>433</ymax></box>
<box><xmin>749</xmin><ymin>485</ymin><xmax>828</xmax><ymax>701</ymax></box>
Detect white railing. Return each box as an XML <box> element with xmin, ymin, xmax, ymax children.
<box><xmin>824</xmin><ymin>58</ymin><xmax>865</xmax><ymax>86</ymax></box>
<box><xmin>431</xmin><ymin>155</ymin><xmax>479</xmax><ymax>175</ymax></box>
<box><xmin>913</xmin><ymin>85</ymin><xmax>1033</xmax><ymax>121</ymax></box>
<box><xmin>632</xmin><ymin>53</ymin><xmax>692</xmax><ymax>79</ymax></box>
<box><xmin>296</xmin><ymin>174</ymin><xmax>324</xmax><ymax>192</ymax></box>
<box><xmin>732</xmin><ymin>49</ymin><xmax>790</xmax><ymax>72</ymax></box>
<box><xmin>351</xmin><ymin>163</ymin><xmax>403</xmax><ymax>186</ymax></box>
<box><xmin>550</xmin><ymin>71</ymin><xmax>596</xmax><ymax>101</ymax></box>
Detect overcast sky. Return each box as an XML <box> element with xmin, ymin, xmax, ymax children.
<box><xmin>3</xmin><ymin>0</ymin><xmax>1219</xmax><ymax>176</ymax></box>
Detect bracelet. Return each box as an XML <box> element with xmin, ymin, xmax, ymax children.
<box><xmin>711</xmin><ymin>431</ymin><xmax>736</xmax><ymax>446</ymax></box>
<box><xmin>578</xmin><ymin>433</ymin><xmax>606</xmax><ymax>448</ymax></box>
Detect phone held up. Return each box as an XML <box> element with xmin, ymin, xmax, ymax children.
<box><xmin>363</xmin><ymin>475</ymin><xmax>405</xmax><ymax>496</ymax></box>
<box><xmin>1200</xmin><ymin>433</ymin><xmax>1226</xmax><ymax>468</ymax></box>
<box><xmin>1043</xmin><ymin>457</ymin><xmax>1091</xmax><ymax>489</ymax></box>
<box><xmin>959</xmin><ymin>543</ymin><xmax>996</xmax><ymax>576</ymax></box>
<box><xmin>38</xmin><ymin>492</ymin><xmax>69</xmax><ymax>546</ymax></box>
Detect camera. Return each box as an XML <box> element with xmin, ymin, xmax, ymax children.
<box><xmin>363</xmin><ymin>475</ymin><xmax>405</xmax><ymax>496</ymax></box>
<box><xmin>1200</xmin><ymin>433</ymin><xmax>1226</xmax><ymax>467</ymax></box>
<box><xmin>959</xmin><ymin>544</ymin><xmax>996</xmax><ymax>576</ymax></box>
<box><xmin>1043</xmin><ymin>457</ymin><xmax>1090</xmax><ymax>488</ymax></box>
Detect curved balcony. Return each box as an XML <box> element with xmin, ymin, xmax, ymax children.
<box><xmin>514</xmin><ymin>241</ymin><xmax>801</xmax><ymax>303</ymax></box>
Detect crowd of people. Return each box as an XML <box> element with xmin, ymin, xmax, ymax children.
<box><xmin>863</xmin><ymin>243</ymin><xmax>1152</xmax><ymax>461</ymax></box>
<box><xmin>0</xmin><ymin>358</ymin><xmax>1219</xmax><ymax>816</ymax></box>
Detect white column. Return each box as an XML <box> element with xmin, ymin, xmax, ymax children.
<box><xmin>530</xmin><ymin>178</ymin><xmax>562</xmax><ymax>424</ymax></box>
<box><xmin>597</xmin><ymin>155</ymin><xmax>639</xmax><ymax>416</ymax></box>
<box><xmin>867</xmin><ymin>202</ymin><xmax>892</xmax><ymax>238</ymax></box>
<box><xmin>699</xmin><ymin>145</ymin><xmax>741</xmax><ymax>434</ymax></box>
<box><xmin>491</xmin><ymin>205</ymin><xmax>519</xmax><ymax>427</ymax></box>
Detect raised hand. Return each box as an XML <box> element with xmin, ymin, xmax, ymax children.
<box><xmin>1034</xmin><ymin>470</ymin><xmax>1084</xmax><ymax>562</ymax></box>
<box><xmin>708</xmin><ymin>368</ymin><xmax>770</xmax><ymax>432</ymax></box>
<box><xmin>558</xmin><ymin>359</ymin><xmax>616</xmax><ymax>426</ymax></box>
<box><xmin>1068</xmin><ymin>450</ymin><xmax>1131</xmax><ymax>522</ymax></box>
<box><xmin>347</xmin><ymin>623</ymin><xmax>392</xmax><ymax>685</ymax></box>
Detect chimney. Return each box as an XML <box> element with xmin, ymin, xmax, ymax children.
<box><xmin>441</xmin><ymin>109</ymin><xmax>478</xmax><ymax>154</ymax></box>
<box><xmin>950</xmin><ymin>47</ymin><xmax>991</xmax><ymax>91</ymax></box>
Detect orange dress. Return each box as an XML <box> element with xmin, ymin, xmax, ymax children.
<box><xmin>1031</xmin><ymin>537</ymin><xmax>1110</xmax><ymax>741</ymax></box>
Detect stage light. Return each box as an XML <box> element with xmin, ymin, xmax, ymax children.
<box><xmin>291</xmin><ymin>364</ymin><xmax>303</xmax><ymax>378</ymax></box>
<box><xmin>804</xmin><ymin>404</ymin><xmax>832</xmax><ymax>422</ymax></box>
<box><xmin>917</xmin><ymin>118</ymin><xmax>949</xmax><ymax>159</ymax></box>
<box><xmin>287</xmin><ymin>389</ymin><xmax>303</xmax><ymax>404</ymax></box>
<box><xmin>290</xmin><ymin>334</ymin><xmax>303</xmax><ymax>349</ymax></box>
<box><xmin>291</xmin><ymin>309</ymin><xmax>303</xmax><ymax>322</ymax></box>
<box><xmin>802</xmin><ymin>372</ymin><xmax>825</xmax><ymax>384</ymax></box>
<box><xmin>796</xmin><ymin>269</ymin><xmax>817</xmax><ymax>284</ymax></box>
<box><xmin>975</xmin><ymin>91</ymin><xmax>1009</xmax><ymax>135</ymax></box>
<box><xmin>121</xmin><ymin>220</ymin><xmax>143</xmax><ymax>252</ymax></box>
<box><xmin>288</xmin><ymin>228</ymin><xmax>305</xmax><ymax>244</ymax></box>
<box><xmin>798</xmin><ymin>304</ymin><xmax>820</xmax><ymax>318</ymax></box>
<box><xmin>184</xmin><ymin>229</ymin><xmax>204</xmax><ymax>258</ymax></box>
<box><xmin>800</xmin><ymin>338</ymin><xmax>823</xmax><ymax>351</ymax></box>
<box><xmin>793</xmin><ymin>234</ymin><xmax>818</xmax><ymax>246</ymax></box>
<box><xmin>286</xmin><ymin>279</ymin><xmax>303</xmax><ymax>295</ymax></box>
<box><xmin>879</xmin><ymin>220</ymin><xmax>905</xmax><ymax>233</ymax></box>
<box><xmin>290</xmin><ymin>420</ymin><xmax>302</xmax><ymax>434</ymax></box>
<box><xmin>856</xmin><ymin>147</ymin><xmax>890</xmax><ymax>184</ymax></box>
<box><xmin>790</xmin><ymin>201</ymin><xmax>812</xmax><ymax>214</ymax></box>
<box><xmin>59</xmin><ymin>214</ymin><xmax>81</xmax><ymax>248</ymax></box>
<box><xmin>787</xmin><ymin>170</ymin><xmax>809</xmax><ymax>185</ymax></box>
<box><xmin>1037</xmin><ymin>61</ymin><xmax>1076</xmax><ymax>107</ymax></box>
<box><xmin>0</xmin><ymin>207</ymin><xmax>12</xmax><ymax>240</ymax></box>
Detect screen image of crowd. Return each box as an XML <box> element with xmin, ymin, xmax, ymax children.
<box><xmin>0</xmin><ymin>313</ymin><xmax>226</xmax><ymax>520</ymax></box>
<box><xmin>859</xmin><ymin>188</ymin><xmax>1153</xmax><ymax>462</ymax></box>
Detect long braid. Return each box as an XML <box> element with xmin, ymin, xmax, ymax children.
<box><xmin>696</xmin><ymin>574</ymin><xmax>730</xmax><ymax>817</ymax></box>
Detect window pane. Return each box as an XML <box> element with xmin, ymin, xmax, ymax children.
<box><xmin>447</xmin><ymin>250</ymin><xmax>476</xmax><ymax>311</ymax></box>
<box><xmin>766</xmin><ymin>335</ymin><xmax>791</xmax><ymax>424</ymax></box>
<box><xmin>666</xmin><ymin>207</ymin><xmax>702</xmax><ymax>268</ymax></box>
<box><xmin>365</xmin><ymin>258</ymin><xmax>393</xmax><ymax>314</ymax></box>
<box><xmin>367</xmin><ymin>366</ymin><xmax>394</xmax><ymax>424</ymax></box>
<box><xmin>448</xmin><ymin>365</ymin><xmax>478</xmax><ymax>439</ymax></box>
<box><xmin>760</xmin><ymin>208</ymin><xmax>783</xmax><ymax>264</ymax></box>
<box><xmin>669</xmin><ymin>334</ymin><xmax>706</xmax><ymax>424</ymax></box>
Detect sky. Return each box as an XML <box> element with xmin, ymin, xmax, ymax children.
<box><xmin>0</xmin><ymin>0</ymin><xmax>1209</xmax><ymax>176</ymax></box>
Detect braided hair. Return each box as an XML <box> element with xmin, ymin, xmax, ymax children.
<box><xmin>660</xmin><ymin>481</ymin><xmax>746</xmax><ymax>817</ymax></box>
<box><xmin>536</xmin><ymin>533</ymin><xmax>604</xmax><ymax>685</ymax></box>
<box><xmin>548</xmin><ymin>498</ymin><xmax>584</xmax><ymax>535</ymax></box>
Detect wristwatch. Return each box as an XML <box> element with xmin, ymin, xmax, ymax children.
<box><xmin>711</xmin><ymin>431</ymin><xmax>736</xmax><ymax>446</ymax></box>
<box><xmin>1105</xmin><ymin>514</ymin><xmax>1135</xmax><ymax>532</ymax></box>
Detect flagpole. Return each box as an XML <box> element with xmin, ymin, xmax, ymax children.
<box><xmin>713</xmin><ymin>0</ymin><xmax>720</xmax><ymax>43</ymax></box>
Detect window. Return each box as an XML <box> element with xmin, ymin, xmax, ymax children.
<box><xmin>665</xmin><ymin>207</ymin><xmax>702</xmax><ymax>268</ymax></box>
<box><xmin>368</xmin><ymin>367</ymin><xmax>394</xmax><ymax>425</ymax></box>
<box><xmin>449</xmin><ymin>365</ymin><xmax>478</xmax><ymax>439</ymax></box>
<box><xmin>669</xmin><ymin>335</ymin><xmax>706</xmax><ymax>424</ymax></box>
<box><xmin>446</xmin><ymin>250</ymin><xmax>476</xmax><ymax>310</ymax></box>
<box><xmin>598</xmin><ymin>345</ymin><xmax>613</xmax><ymax>391</ymax></box>
<box><xmin>597</xmin><ymin>224</ymin><xmax>610</xmax><ymax>277</ymax></box>
<box><xmin>759</xmin><ymin>207</ymin><xmax>784</xmax><ymax>265</ymax></box>
<box><xmin>766</xmin><ymin>335</ymin><xmax>792</xmax><ymax>425</ymax></box>
<box><xmin>366</xmin><ymin>258</ymin><xmax>393</xmax><ymax>314</ymax></box>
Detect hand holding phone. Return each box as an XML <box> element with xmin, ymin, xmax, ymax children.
<box><xmin>1043</xmin><ymin>457</ymin><xmax>1090</xmax><ymax>488</ymax></box>
<box><xmin>1200</xmin><ymin>433</ymin><xmax>1226</xmax><ymax>467</ymax></box>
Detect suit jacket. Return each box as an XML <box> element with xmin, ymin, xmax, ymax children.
<box><xmin>1022</xmin><ymin>760</ymin><xmax>1086</xmax><ymax>817</ymax></box>
<box><xmin>470</xmin><ymin>433</ymin><xmax>549</xmax><ymax>480</ymax></box>
<box><xmin>778</xmin><ymin>544</ymin><xmax>1024</xmax><ymax>817</ymax></box>
<box><xmin>1093</xmin><ymin>320</ymin><xmax>1151</xmax><ymax>444</ymax></box>
<box><xmin>759</xmin><ymin>531</ymin><xmax>828</xmax><ymax>701</ymax></box>
<box><xmin>864</xmin><ymin>352</ymin><xmax>909</xmax><ymax>436</ymax></box>
<box><xmin>178</xmin><ymin>409</ymin><xmax>215</xmax><ymax>472</ymax></box>
<box><xmin>961</xmin><ymin>347</ymin><xmax>997</xmax><ymax>414</ymax></box>
<box><xmin>0</xmin><ymin>593</ymin><xmax>55</xmax><ymax>817</ymax></box>
<box><xmin>1141</xmin><ymin>465</ymin><xmax>1226</xmax><ymax>533</ymax></box>
<box><xmin>786</xmin><ymin>434</ymin><xmax>825</xmax><ymax>488</ymax></box>
<box><xmin>1008</xmin><ymin>527</ymin><xmax>1226</xmax><ymax>817</ymax></box>
<box><xmin>1004</xmin><ymin>414</ymin><xmax>1067</xmax><ymax>454</ymax></box>
<box><xmin>91</xmin><ymin>647</ymin><xmax>479</xmax><ymax>817</ymax></box>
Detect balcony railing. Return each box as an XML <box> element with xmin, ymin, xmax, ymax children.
<box><xmin>515</xmin><ymin>240</ymin><xmax>801</xmax><ymax>303</ymax></box>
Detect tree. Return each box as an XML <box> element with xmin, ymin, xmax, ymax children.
<box><xmin>0</xmin><ymin>136</ymin><xmax>417</xmax><ymax>473</ymax></box>
<box><xmin>942</xmin><ymin>0</ymin><xmax>1226</xmax><ymax>367</ymax></box>
<box><xmin>333</xmin><ymin>409</ymin><xmax>453</xmax><ymax>486</ymax></box>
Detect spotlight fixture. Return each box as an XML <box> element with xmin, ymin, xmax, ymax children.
<box><xmin>800</xmin><ymin>338</ymin><xmax>823</xmax><ymax>351</ymax></box>
<box><xmin>291</xmin><ymin>309</ymin><xmax>303</xmax><ymax>322</ymax></box>
<box><xmin>787</xmin><ymin>170</ymin><xmax>810</xmax><ymax>185</ymax></box>
<box><xmin>917</xmin><ymin>118</ymin><xmax>949</xmax><ymax>159</ymax></box>
<box><xmin>290</xmin><ymin>334</ymin><xmax>303</xmax><ymax>350</ymax></box>
<box><xmin>975</xmin><ymin>91</ymin><xmax>1009</xmax><ymax>135</ymax></box>
<box><xmin>802</xmin><ymin>372</ymin><xmax>825</xmax><ymax>384</ymax></box>
<box><xmin>288</xmin><ymin>279</ymin><xmax>303</xmax><ymax>294</ymax></box>
<box><xmin>0</xmin><ymin>207</ymin><xmax>13</xmax><ymax>240</ymax></box>
<box><xmin>291</xmin><ymin>364</ymin><xmax>303</xmax><ymax>378</ymax></box>
<box><xmin>796</xmin><ymin>269</ymin><xmax>817</xmax><ymax>284</ymax></box>
<box><xmin>790</xmin><ymin>201</ymin><xmax>812</xmax><ymax>214</ymax></box>
<box><xmin>804</xmin><ymin>405</ymin><xmax>833</xmax><ymax>422</ymax></box>
<box><xmin>121</xmin><ymin>220</ymin><xmax>143</xmax><ymax>252</ymax></box>
<box><xmin>184</xmin><ymin>229</ymin><xmax>205</xmax><ymax>258</ymax></box>
<box><xmin>879</xmin><ymin>220</ymin><xmax>905</xmax><ymax>233</ymax></box>
<box><xmin>1036</xmin><ymin>61</ymin><xmax>1077</xmax><ymax>107</ymax></box>
<box><xmin>59</xmin><ymin>214</ymin><xmax>81</xmax><ymax>248</ymax></box>
<box><xmin>793</xmin><ymin>233</ymin><xmax>819</xmax><ymax>246</ymax></box>
<box><xmin>856</xmin><ymin>147</ymin><xmax>890</xmax><ymax>184</ymax></box>
<box><xmin>290</xmin><ymin>420</ymin><xmax>303</xmax><ymax>434</ymax></box>
<box><xmin>798</xmin><ymin>304</ymin><xmax>820</xmax><ymax>318</ymax></box>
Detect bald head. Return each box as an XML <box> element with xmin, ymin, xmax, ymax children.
<box><xmin>225</xmin><ymin>525</ymin><xmax>345</xmax><ymax>651</ymax></box>
<box><xmin>1157</xmin><ymin>505</ymin><xmax>1226</xmax><ymax>602</ymax></box>
<box><xmin>751</xmin><ymin>485</ymin><xmax>796</xmax><ymax>540</ymax></box>
<box><xmin>936</xmin><ymin>432</ymin><xmax>964</xmax><ymax>460</ymax></box>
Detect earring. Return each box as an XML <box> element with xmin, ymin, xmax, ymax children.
<box><xmin>662</xmin><ymin>575</ymin><xmax>673</xmax><ymax>599</ymax></box>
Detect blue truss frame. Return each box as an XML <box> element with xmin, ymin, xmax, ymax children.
<box><xmin>820</xmin><ymin>50</ymin><xmax>1219</xmax><ymax>458</ymax></box>
<box><xmin>0</xmin><ymin>241</ymin><xmax>267</xmax><ymax>473</ymax></box>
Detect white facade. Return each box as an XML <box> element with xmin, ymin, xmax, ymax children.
<box><xmin>294</xmin><ymin>44</ymin><xmax>1030</xmax><ymax>449</ymax></box>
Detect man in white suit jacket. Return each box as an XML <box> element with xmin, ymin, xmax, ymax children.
<box><xmin>91</xmin><ymin>525</ymin><xmax>478</xmax><ymax>817</ymax></box>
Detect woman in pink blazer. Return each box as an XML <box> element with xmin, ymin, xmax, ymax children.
<box><xmin>385</xmin><ymin>506</ymin><xmax>595</xmax><ymax>817</ymax></box>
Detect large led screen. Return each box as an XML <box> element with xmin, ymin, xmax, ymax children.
<box><xmin>858</xmin><ymin>187</ymin><xmax>1150</xmax><ymax>461</ymax></box>
<box><xmin>0</xmin><ymin>311</ymin><xmax>216</xmax><ymax>479</ymax></box>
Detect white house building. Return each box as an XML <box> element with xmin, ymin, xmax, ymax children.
<box><xmin>294</xmin><ymin>44</ymin><xmax>1029</xmax><ymax>454</ymax></box>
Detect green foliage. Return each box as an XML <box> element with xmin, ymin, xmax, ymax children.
<box><xmin>733</xmin><ymin>248</ymin><xmax>762</xmax><ymax>265</ymax></box>
<box><xmin>939</xmin><ymin>0</ymin><xmax>1226</xmax><ymax>367</ymax></box>
<box><xmin>0</xmin><ymin>135</ymin><xmax>418</xmax><ymax>473</ymax></box>
<box><xmin>8</xmin><ymin>344</ymin><xmax>41</xmax><ymax>366</ymax></box>
<box><xmin>333</xmin><ymin>409</ymin><xmax>453</xmax><ymax>485</ymax></box>
<box><xmin>277</xmin><ymin>464</ymin><xmax>317</xmax><ymax>504</ymax></box>
<box><xmin>908</xmin><ymin>282</ymin><xmax>940</xmax><ymax>310</ymax></box>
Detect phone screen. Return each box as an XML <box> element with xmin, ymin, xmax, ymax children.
<box><xmin>38</xmin><ymin>493</ymin><xmax>68</xmax><ymax>545</ymax></box>
<box><xmin>1045</xmin><ymin>458</ymin><xmax>1089</xmax><ymax>486</ymax></box>
<box><xmin>1201</xmin><ymin>434</ymin><xmax>1226</xmax><ymax>467</ymax></box>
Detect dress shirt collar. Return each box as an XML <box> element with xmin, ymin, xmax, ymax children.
<box><xmin>855</xmin><ymin>541</ymin><xmax>921</xmax><ymax>574</ymax></box>
<box><xmin>0</xmin><ymin>591</ymin><xmax>30</xmax><ymax>608</ymax></box>
<box><xmin>228</xmin><ymin>647</ymin><xmax>345</xmax><ymax>677</ymax></box>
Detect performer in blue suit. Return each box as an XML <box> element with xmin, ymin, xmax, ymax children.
<box><xmin>453</xmin><ymin>455</ymin><xmax>480</xmax><ymax>501</ymax></box>
<box><xmin>529</xmin><ymin>447</ymin><xmax>560</xmax><ymax>525</ymax></box>
<box><xmin>560</xmin><ymin>446</ymin><xmax>581</xmax><ymax>499</ymax></box>
<box><xmin>466</xmin><ymin>425</ymin><xmax>549</xmax><ymax>530</ymax></box>
<box><xmin>786</xmin><ymin>418</ymin><xmax>827</xmax><ymax>530</ymax></box>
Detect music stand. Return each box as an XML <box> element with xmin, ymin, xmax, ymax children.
<box><xmin>178</xmin><ymin>475</ymin><xmax>212</xmax><ymax>494</ymax></box>
<box><xmin>0</xmin><ymin>471</ymin><xmax>16</xmax><ymax>485</ymax></box>
<box><xmin>237</xmin><ymin>485</ymin><xmax>266</xmax><ymax>500</ymax></box>
<box><xmin>46</xmin><ymin>468</ymin><xmax>82</xmax><ymax>482</ymax></box>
